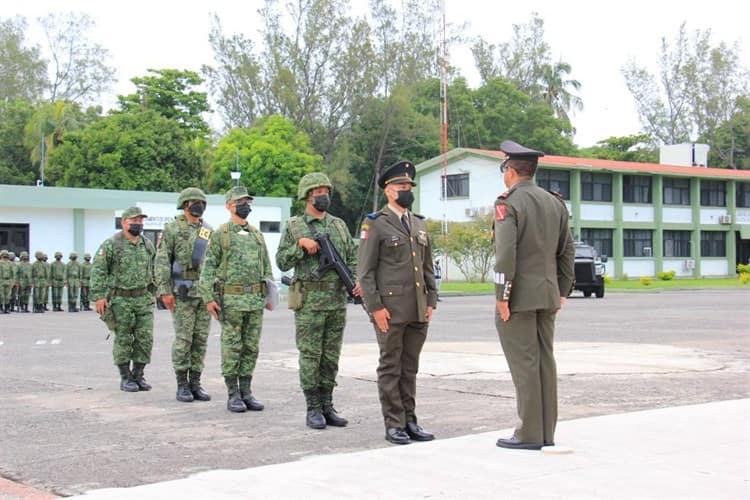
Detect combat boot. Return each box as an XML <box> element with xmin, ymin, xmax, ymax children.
<box><xmin>118</xmin><ymin>364</ymin><xmax>139</xmax><ymax>392</ymax></box>
<box><xmin>131</xmin><ymin>363</ymin><xmax>152</xmax><ymax>391</ymax></box>
<box><xmin>189</xmin><ymin>371</ymin><xmax>211</xmax><ymax>401</ymax></box>
<box><xmin>320</xmin><ymin>387</ymin><xmax>348</xmax><ymax>427</ymax></box>
<box><xmin>175</xmin><ymin>371</ymin><xmax>193</xmax><ymax>402</ymax></box>
<box><xmin>225</xmin><ymin>376</ymin><xmax>246</xmax><ymax>413</ymax></box>
<box><xmin>239</xmin><ymin>376</ymin><xmax>264</xmax><ymax>411</ymax></box>
<box><xmin>304</xmin><ymin>389</ymin><xmax>326</xmax><ymax>429</ymax></box>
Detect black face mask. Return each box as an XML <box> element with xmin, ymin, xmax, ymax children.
<box><xmin>55</xmin><ymin>257</ymin><xmax>62</xmax><ymax>261</ymax></box>
<box><xmin>235</xmin><ymin>203</ymin><xmax>252</xmax><ymax>219</ymax></box>
<box><xmin>187</xmin><ymin>202</ymin><xmax>206</xmax><ymax>217</ymax></box>
<box><xmin>395</xmin><ymin>190</ymin><xmax>414</xmax><ymax>209</ymax></box>
<box><xmin>312</xmin><ymin>194</ymin><xmax>331</xmax><ymax>212</ymax></box>
<box><xmin>128</xmin><ymin>224</ymin><xmax>143</xmax><ymax>236</ymax></box>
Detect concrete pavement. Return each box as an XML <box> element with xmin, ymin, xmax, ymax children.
<box><xmin>77</xmin><ymin>399</ymin><xmax>750</xmax><ymax>499</ymax></box>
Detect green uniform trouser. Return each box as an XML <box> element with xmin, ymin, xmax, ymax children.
<box><xmin>295</xmin><ymin>307</ymin><xmax>346</xmax><ymax>391</ymax></box>
<box><xmin>33</xmin><ymin>284</ymin><xmax>46</xmax><ymax>308</ymax></box>
<box><xmin>496</xmin><ymin>308</ymin><xmax>558</xmax><ymax>445</ymax></box>
<box><xmin>68</xmin><ymin>284</ymin><xmax>79</xmax><ymax>307</ymax></box>
<box><xmin>375</xmin><ymin>321</ymin><xmax>428</xmax><ymax>430</ymax></box>
<box><xmin>171</xmin><ymin>296</ymin><xmax>211</xmax><ymax>373</ymax></box>
<box><xmin>0</xmin><ymin>282</ymin><xmax>11</xmax><ymax>307</ymax></box>
<box><xmin>220</xmin><ymin>309</ymin><xmax>263</xmax><ymax>377</ymax></box>
<box><xmin>52</xmin><ymin>282</ymin><xmax>64</xmax><ymax>305</ymax></box>
<box><xmin>109</xmin><ymin>295</ymin><xmax>154</xmax><ymax>365</ymax></box>
<box><xmin>80</xmin><ymin>286</ymin><xmax>90</xmax><ymax>307</ymax></box>
<box><xmin>19</xmin><ymin>286</ymin><xmax>31</xmax><ymax>308</ymax></box>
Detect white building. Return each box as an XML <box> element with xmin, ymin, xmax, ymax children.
<box><xmin>0</xmin><ymin>185</ymin><xmax>292</xmax><ymax>278</ymax></box>
<box><xmin>415</xmin><ymin>148</ymin><xmax>750</xmax><ymax>280</ymax></box>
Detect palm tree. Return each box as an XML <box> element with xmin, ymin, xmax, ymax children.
<box><xmin>540</xmin><ymin>61</ymin><xmax>583</xmax><ymax>126</ymax></box>
<box><xmin>23</xmin><ymin>100</ymin><xmax>83</xmax><ymax>184</ymax></box>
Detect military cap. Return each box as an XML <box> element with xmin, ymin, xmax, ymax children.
<box><xmin>54</xmin><ymin>251</ymin><xmax>62</xmax><ymax>258</ymax></box>
<box><xmin>225</xmin><ymin>186</ymin><xmax>253</xmax><ymax>203</ymax></box>
<box><xmin>0</xmin><ymin>249</ymin><xmax>8</xmax><ymax>258</ymax></box>
<box><xmin>20</xmin><ymin>251</ymin><xmax>29</xmax><ymax>259</ymax></box>
<box><xmin>69</xmin><ymin>252</ymin><xmax>77</xmax><ymax>259</ymax></box>
<box><xmin>500</xmin><ymin>140</ymin><xmax>544</xmax><ymax>161</ymax></box>
<box><xmin>121</xmin><ymin>206</ymin><xmax>148</xmax><ymax>219</ymax></box>
<box><xmin>377</xmin><ymin>160</ymin><xmax>417</xmax><ymax>189</ymax></box>
<box><xmin>84</xmin><ymin>253</ymin><xmax>91</xmax><ymax>260</ymax></box>
<box><xmin>177</xmin><ymin>187</ymin><xmax>207</xmax><ymax>209</ymax></box>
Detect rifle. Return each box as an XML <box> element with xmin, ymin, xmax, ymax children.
<box><xmin>171</xmin><ymin>261</ymin><xmax>192</xmax><ymax>302</ymax></box>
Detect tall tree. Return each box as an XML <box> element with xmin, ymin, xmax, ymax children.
<box><xmin>540</xmin><ymin>61</ymin><xmax>583</xmax><ymax>128</ymax></box>
<box><xmin>0</xmin><ymin>17</ymin><xmax>47</xmax><ymax>102</ymax></box>
<box><xmin>579</xmin><ymin>134</ymin><xmax>658</xmax><ymax>163</ymax></box>
<box><xmin>622</xmin><ymin>22</ymin><xmax>749</xmax><ymax>166</ymax></box>
<box><xmin>38</xmin><ymin>12</ymin><xmax>115</xmax><ymax>104</ymax></box>
<box><xmin>118</xmin><ymin>69</ymin><xmax>212</xmax><ymax>138</ymax></box>
<box><xmin>0</xmin><ymin>99</ymin><xmax>37</xmax><ymax>185</ymax></box>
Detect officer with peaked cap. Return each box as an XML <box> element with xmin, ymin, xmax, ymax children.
<box><xmin>358</xmin><ymin>160</ymin><xmax>438</xmax><ymax>445</ymax></box>
<box><xmin>492</xmin><ymin>140</ymin><xmax>575</xmax><ymax>451</ymax></box>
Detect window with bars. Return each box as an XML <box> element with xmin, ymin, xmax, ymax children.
<box><xmin>580</xmin><ymin>228</ymin><xmax>613</xmax><ymax>257</ymax></box>
<box><xmin>623</xmin><ymin>229</ymin><xmax>653</xmax><ymax>257</ymax></box>
<box><xmin>701</xmin><ymin>231</ymin><xmax>726</xmax><ymax>257</ymax></box>
<box><xmin>700</xmin><ymin>180</ymin><xmax>726</xmax><ymax>207</ymax></box>
<box><xmin>441</xmin><ymin>173</ymin><xmax>470</xmax><ymax>199</ymax></box>
<box><xmin>663</xmin><ymin>178</ymin><xmax>691</xmax><ymax>205</ymax></box>
<box><xmin>663</xmin><ymin>230</ymin><xmax>691</xmax><ymax>257</ymax></box>
<box><xmin>535</xmin><ymin>169</ymin><xmax>570</xmax><ymax>199</ymax></box>
<box><xmin>581</xmin><ymin>173</ymin><xmax>612</xmax><ymax>202</ymax></box>
<box><xmin>737</xmin><ymin>182</ymin><xmax>750</xmax><ymax>208</ymax></box>
<box><xmin>623</xmin><ymin>175</ymin><xmax>652</xmax><ymax>203</ymax></box>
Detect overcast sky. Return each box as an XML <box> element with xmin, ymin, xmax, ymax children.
<box><xmin>4</xmin><ymin>0</ymin><xmax>749</xmax><ymax>148</ymax></box>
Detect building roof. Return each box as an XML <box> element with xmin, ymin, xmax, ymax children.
<box><xmin>0</xmin><ymin>184</ymin><xmax>292</xmax><ymax>210</ymax></box>
<box><xmin>416</xmin><ymin>148</ymin><xmax>750</xmax><ymax>180</ymax></box>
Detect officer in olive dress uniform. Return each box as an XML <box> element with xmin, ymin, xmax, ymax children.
<box><xmin>493</xmin><ymin>140</ymin><xmax>575</xmax><ymax>451</ymax></box>
<box><xmin>358</xmin><ymin>160</ymin><xmax>438</xmax><ymax>445</ymax></box>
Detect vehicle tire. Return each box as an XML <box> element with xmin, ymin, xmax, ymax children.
<box><xmin>583</xmin><ymin>291</ymin><xmax>592</xmax><ymax>298</ymax></box>
<box><xmin>595</xmin><ymin>287</ymin><xmax>605</xmax><ymax>298</ymax></box>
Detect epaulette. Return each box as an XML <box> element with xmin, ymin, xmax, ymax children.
<box><xmin>366</xmin><ymin>211</ymin><xmax>384</xmax><ymax>220</ymax></box>
<box><xmin>547</xmin><ymin>189</ymin><xmax>564</xmax><ymax>200</ymax></box>
<box><xmin>412</xmin><ymin>213</ymin><xmax>425</xmax><ymax>220</ymax></box>
<box><xmin>497</xmin><ymin>190</ymin><xmax>511</xmax><ymax>200</ymax></box>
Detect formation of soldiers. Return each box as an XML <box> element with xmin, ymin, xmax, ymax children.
<box><xmin>0</xmin><ymin>249</ymin><xmax>92</xmax><ymax>314</ymax></box>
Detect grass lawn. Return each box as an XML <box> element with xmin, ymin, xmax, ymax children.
<box><xmin>440</xmin><ymin>277</ymin><xmax>749</xmax><ymax>293</ymax></box>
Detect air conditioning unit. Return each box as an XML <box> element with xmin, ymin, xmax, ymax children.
<box><xmin>478</xmin><ymin>206</ymin><xmax>490</xmax><ymax>216</ymax></box>
<box><xmin>684</xmin><ymin>259</ymin><xmax>696</xmax><ymax>270</ymax></box>
<box><xmin>718</xmin><ymin>214</ymin><xmax>732</xmax><ymax>225</ymax></box>
<box><xmin>464</xmin><ymin>207</ymin><xmax>478</xmax><ymax>217</ymax></box>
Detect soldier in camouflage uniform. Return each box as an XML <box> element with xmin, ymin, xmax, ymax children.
<box><xmin>0</xmin><ymin>250</ymin><xmax>12</xmax><ymax>313</ymax></box>
<box><xmin>199</xmin><ymin>186</ymin><xmax>273</xmax><ymax>413</ymax></box>
<box><xmin>16</xmin><ymin>252</ymin><xmax>32</xmax><ymax>313</ymax></box>
<box><xmin>50</xmin><ymin>251</ymin><xmax>66</xmax><ymax>311</ymax></box>
<box><xmin>91</xmin><ymin>206</ymin><xmax>157</xmax><ymax>393</ymax></box>
<box><xmin>31</xmin><ymin>252</ymin><xmax>47</xmax><ymax>313</ymax></box>
<box><xmin>80</xmin><ymin>253</ymin><xmax>92</xmax><ymax>311</ymax></box>
<box><xmin>65</xmin><ymin>252</ymin><xmax>82</xmax><ymax>312</ymax></box>
<box><xmin>8</xmin><ymin>252</ymin><xmax>18</xmax><ymax>312</ymax></box>
<box><xmin>276</xmin><ymin>173</ymin><xmax>359</xmax><ymax>429</ymax></box>
<box><xmin>42</xmin><ymin>253</ymin><xmax>51</xmax><ymax>311</ymax></box>
<box><xmin>155</xmin><ymin>187</ymin><xmax>212</xmax><ymax>403</ymax></box>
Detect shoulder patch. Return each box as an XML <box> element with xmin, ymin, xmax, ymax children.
<box><xmin>495</xmin><ymin>204</ymin><xmax>508</xmax><ymax>221</ymax></box>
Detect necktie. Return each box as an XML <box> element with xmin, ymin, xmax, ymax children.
<box><xmin>401</xmin><ymin>214</ymin><xmax>410</xmax><ymax>233</ymax></box>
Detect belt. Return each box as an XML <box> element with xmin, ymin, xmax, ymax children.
<box><xmin>180</xmin><ymin>270</ymin><xmax>200</xmax><ymax>280</ymax></box>
<box><xmin>300</xmin><ymin>280</ymin><xmax>344</xmax><ymax>291</ymax></box>
<box><xmin>222</xmin><ymin>283</ymin><xmax>265</xmax><ymax>295</ymax></box>
<box><xmin>113</xmin><ymin>287</ymin><xmax>149</xmax><ymax>297</ymax></box>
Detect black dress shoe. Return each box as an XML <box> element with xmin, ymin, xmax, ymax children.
<box><xmin>405</xmin><ymin>422</ymin><xmax>435</xmax><ymax>441</ymax></box>
<box><xmin>385</xmin><ymin>428</ymin><xmax>411</xmax><ymax>445</ymax></box>
<box><xmin>496</xmin><ymin>436</ymin><xmax>543</xmax><ymax>450</ymax></box>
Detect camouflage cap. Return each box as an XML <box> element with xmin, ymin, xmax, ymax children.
<box><xmin>35</xmin><ymin>251</ymin><xmax>43</xmax><ymax>259</ymax></box>
<box><xmin>54</xmin><ymin>251</ymin><xmax>62</xmax><ymax>258</ymax></box>
<box><xmin>69</xmin><ymin>252</ymin><xmax>77</xmax><ymax>259</ymax></box>
<box><xmin>0</xmin><ymin>249</ymin><xmax>8</xmax><ymax>258</ymax></box>
<box><xmin>20</xmin><ymin>251</ymin><xmax>29</xmax><ymax>259</ymax></box>
<box><xmin>121</xmin><ymin>206</ymin><xmax>148</xmax><ymax>219</ymax></box>
<box><xmin>8</xmin><ymin>251</ymin><xmax>15</xmax><ymax>259</ymax></box>
<box><xmin>225</xmin><ymin>186</ymin><xmax>253</xmax><ymax>203</ymax></box>
<box><xmin>84</xmin><ymin>253</ymin><xmax>91</xmax><ymax>260</ymax></box>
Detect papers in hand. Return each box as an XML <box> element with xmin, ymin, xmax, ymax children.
<box><xmin>264</xmin><ymin>278</ymin><xmax>279</xmax><ymax>311</ymax></box>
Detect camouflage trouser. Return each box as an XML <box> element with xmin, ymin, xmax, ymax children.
<box><xmin>80</xmin><ymin>286</ymin><xmax>90</xmax><ymax>307</ymax></box>
<box><xmin>51</xmin><ymin>284</ymin><xmax>64</xmax><ymax>304</ymax></box>
<box><xmin>220</xmin><ymin>309</ymin><xmax>263</xmax><ymax>377</ymax></box>
<box><xmin>19</xmin><ymin>286</ymin><xmax>31</xmax><ymax>307</ymax></box>
<box><xmin>68</xmin><ymin>284</ymin><xmax>79</xmax><ymax>307</ymax></box>
<box><xmin>171</xmin><ymin>296</ymin><xmax>211</xmax><ymax>373</ymax></box>
<box><xmin>109</xmin><ymin>295</ymin><xmax>154</xmax><ymax>365</ymax></box>
<box><xmin>0</xmin><ymin>283</ymin><xmax>11</xmax><ymax>306</ymax></box>
<box><xmin>33</xmin><ymin>283</ymin><xmax>46</xmax><ymax>307</ymax></box>
<box><xmin>44</xmin><ymin>285</ymin><xmax>51</xmax><ymax>306</ymax></box>
<box><xmin>294</xmin><ymin>307</ymin><xmax>346</xmax><ymax>391</ymax></box>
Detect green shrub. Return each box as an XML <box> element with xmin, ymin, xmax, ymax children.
<box><xmin>737</xmin><ymin>263</ymin><xmax>750</xmax><ymax>274</ymax></box>
<box><xmin>639</xmin><ymin>276</ymin><xmax>653</xmax><ymax>286</ymax></box>
<box><xmin>657</xmin><ymin>270</ymin><xmax>677</xmax><ymax>281</ymax></box>
<box><xmin>740</xmin><ymin>273</ymin><xmax>750</xmax><ymax>285</ymax></box>
<box><xmin>603</xmin><ymin>275</ymin><xmax>613</xmax><ymax>284</ymax></box>
<box><xmin>621</xmin><ymin>273</ymin><xmax>629</xmax><ymax>281</ymax></box>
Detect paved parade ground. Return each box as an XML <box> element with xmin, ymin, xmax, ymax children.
<box><xmin>0</xmin><ymin>289</ymin><xmax>748</xmax><ymax>498</ymax></box>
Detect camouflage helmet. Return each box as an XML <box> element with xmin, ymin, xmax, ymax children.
<box><xmin>8</xmin><ymin>251</ymin><xmax>15</xmax><ymax>259</ymax></box>
<box><xmin>0</xmin><ymin>249</ymin><xmax>7</xmax><ymax>258</ymax></box>
<box><xmin>54</xmin><ymin>251</ymin><xmax>62</xmax><ymax>258</ymax></box>
<box><xmin>35</xmin><ymin>251</ymin><xmax>44</xmax><ymax>260</ymax></box>
<box><xmin>176</xmin><ymin>187</ymin><xmax>207</xmax><ymax>209</ymax></box>
<box><xmin>297</xmin><ymin>172</ymin><xmax>333</xmax><ymax>201</ymax></box>
<box><xmin>69</xmin><ymin>252</ymin><xmax>77</xmax><ymax>259</ymax></box>
<box><xmin>20</xmin><ymin>251</ymin><xmax>29</xmax><ymax>260</ymax></box>
<box><xmin>84</xmin><ymin>253</ymin><xmax>91</xmax><ymax>260</ymax></box>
